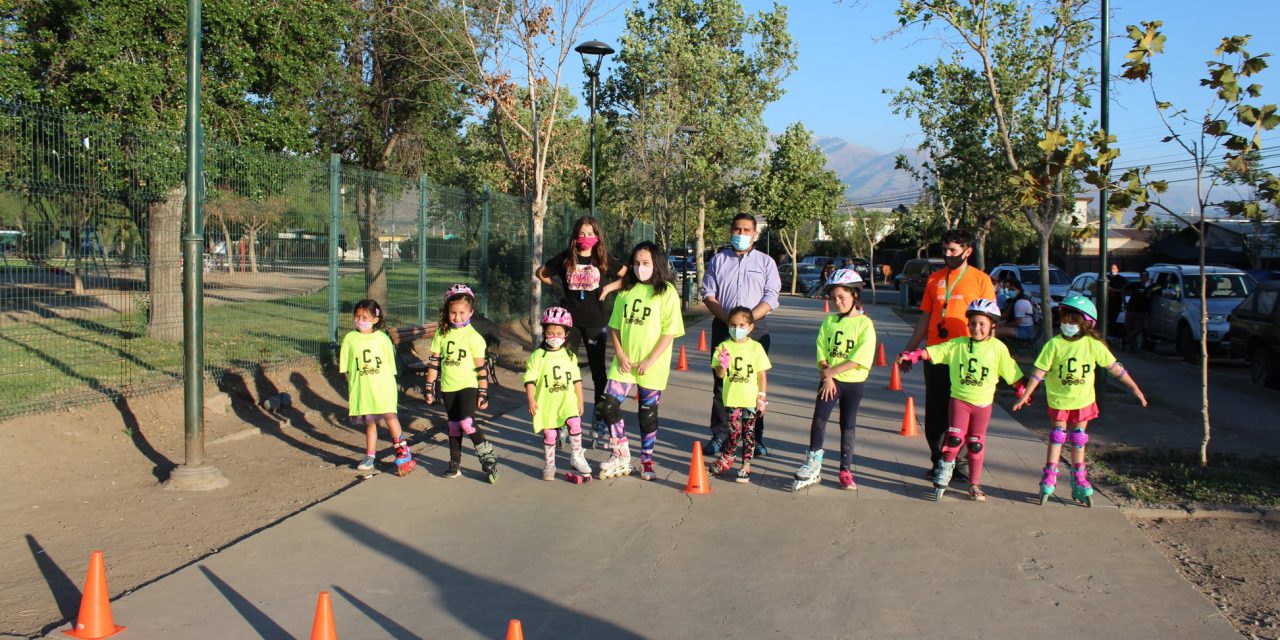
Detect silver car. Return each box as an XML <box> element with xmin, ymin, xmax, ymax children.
<box><xmin>1143</xmin><ymin>264</ymin><xmax>1255</xmax><ymax>361</ymax></box>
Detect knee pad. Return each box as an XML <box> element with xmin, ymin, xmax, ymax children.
<box><xmin>967</xmin><ymin>436</ymin><xmax>984</xmax><ymax>454</ymax></box>
<box><xmin>459</xmin><ymin>417</ymin><xmax>476</xmax><ymax>435</ymax></box>
<box><xmin>565</xmin><ymin>416</ymin><xmax>582</xmax><ymax>435</ymax></box>
<box><xmin>638</xmin><ymin>403</ymin><xmax>659</xmax><ymax>434</ymax></box>
<box><xmin>1050</xmin><ymin>427</ymin><xmax>1067</xmax><ymax>445</ymax></box>
<box><xmin>1069</xmin><ymin>428</ymin><xmax>1088</xmax><ymax>450</ymax></box>
<box><xmin>447</xmin><ymin>420</ymin><xmax>461</xmax><ymax>437</ymax></box>
<box><xmin>598</xmin><ymin>395</ymin><xmax>623</xmax><ymax>426</ymax></box>
<box><xmin>944</xmin><ymin>435</ymin><xmax>963</xmax><ymax>448</ymax></box>
<box><xmin>543</xmin><ymin>429</ymin><xmax>558</xmax><ymax>446</ymax></box>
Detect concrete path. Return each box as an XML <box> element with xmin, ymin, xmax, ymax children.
<box><xmin>89</xmin><ymin>298</ymin><xmax>1236</xmax><ymax>639</ymax></box>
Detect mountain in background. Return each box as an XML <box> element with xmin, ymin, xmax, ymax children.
<box><xmin>816</xmin><ymin>136</ymin><xmax>923</xmax><ymax>208</ymax></box>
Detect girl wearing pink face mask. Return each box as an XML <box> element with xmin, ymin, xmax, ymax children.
<box><xmin>597</xmin><ymin>241</ymin><xmax>685</xmax><ymax>481</ymax></box>
<box><xmin>536</xmin><ymin>217</ymin><xmax>627</xmax><ymax>449</ymax></box>
<box><xmin>340</xmin><ymin>299</ymin><xmax>414</xmax><ymax>476</ymax></box>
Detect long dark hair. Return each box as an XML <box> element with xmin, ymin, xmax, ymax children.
<box><xmin>437</xmin><ymin>293</ymin><xmax>474</xmax><ymax>336</ymax></box>
<box><xmin>622</xmin><ymin>241</ymin><xmax>675</xmax><ymax>295</ymax></box>
<box><xmin>1059</xmin><ymin>309</ymin><xmax>1103</xmax><ymax>342</ymax></box>
<box><xmin>562</xmin><ymin>216</ymin><xmax>611</xmax><ymax>274</ymax></box>
<box><xmin>353</xmin><ymin>299</ymin><xmax>387</xmax><ymax>333</ymax></box>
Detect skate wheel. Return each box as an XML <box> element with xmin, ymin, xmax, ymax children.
<box><xmin>395</xmin><ymin>460</ymin><xmax>417</xmax><ymax>477</ymax></box>
<box><xmin>1039</xmin><ymin>492</ymin><xmax>1051</xmax><ymax>506</ymax></box>
<box><xmin>933</xmin><ymin>488</ymin><xmax>946</xmax><ymax>502</ymax></box>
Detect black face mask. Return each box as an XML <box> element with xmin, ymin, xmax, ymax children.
<box><xmin>943</xmin><ymin>254</ymin><xmax>966</xmax><ymax>270</ymax></box>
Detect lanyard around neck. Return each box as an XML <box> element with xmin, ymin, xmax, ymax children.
<box><xmin>939</xmin><ymin>264</ymin><xmax>968</xmax><ymax>318</ymax></box>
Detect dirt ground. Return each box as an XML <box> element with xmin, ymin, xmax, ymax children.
<box><xmin>0</xmin><ymin>358</ymin><xmax>529</xmax><ymax>639</ymax></box>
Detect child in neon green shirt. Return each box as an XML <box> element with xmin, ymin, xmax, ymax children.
<box><xmin>340</xmin><ymin>299</ymin><xmax>413</xmax><ymax>476</ymax></box>
<box><xmin>898</xmin><ymin>299</ymin><xmax>1025</xmax><ymax>502</ymax></box>
<box><xmin>524</xmin><ymin>307</ymin><xmax>593</xmax><ymax>481</ymax></box>
<box><xmin>1013</xmin><ymin>294</ymin><xmax>1146</xmax><ymax>507</ymax></box>
<box><xmin>708</xmin><ymin>306</ymin><xmax>771</xmax><ymax>483</ymax></box>
<box><xmin>424</xmin><ymin>284</ymin><xmax>499</xmax><ymax>483</ymax></box>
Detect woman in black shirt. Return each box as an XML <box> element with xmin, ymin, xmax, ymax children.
<box><xmin>536</xmin><ymin>216</ymin><xmax>627</xmax><ymax>441</ymax></box>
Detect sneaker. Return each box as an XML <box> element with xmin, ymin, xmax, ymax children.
<box><xmin>706</xmin><ymin>437</ymin><xmax>725</xmax><ymax>456</ymax></box>
<box><xmin>754</xmin><ymin>443</ymin><xmax>769</xmax><ymax>457</ymax></box>
<box><xmin>542</xmin><ymin>464</ymin><xmax>556</xmax><ymax>481</ymax></box>
<box><xmin>838</xmin><ymin>469</ymin><xmax>857</xmax><ymax>490</ymax></box>
<box><xmin>356</xmin><ymin>455</ymin><xmax>376</xmax><ymax>471</ymax></box>
<box><xmin>641</xmin><ymin>460</ymin><xmax>656</xmax><ymax>481</ymax></box>
<box><xmin>442</xmin><ymin>461</ymin><xmax>462</xmax><ymax>478</ymax></box>
<box><xmin>735</xmin><ymin>468</ymin><xmax>751</xmax><ymax>484</ymax></box>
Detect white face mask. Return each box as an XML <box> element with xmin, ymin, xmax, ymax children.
<box><xmin>729</xmin><ymin>326</ymin><xmax>750</xmax><ymax>341</ymax></box>
<box><xmin>354</xmin><ymin>319</ymin><xmax>373</xmax><ymax>332</ymax></box>
<box><xmin>545</xmin><ymin>337</ymin><xmax>566</xmax><ymax>349</ymax></box>
<box><xmin>1061</xmin><ymin>323</ymin><xmax>1080</xmax><ymax>338</ymax></box>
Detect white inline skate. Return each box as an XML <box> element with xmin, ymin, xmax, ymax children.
<box><xmin>791</xmin><ymin>449</ymin><xmax>824</xmax><ymax>492</ymax></box>
<box><xmin>932</xmin><ymin>459</ymin><xmax>956</xmax><ymax>501</ymax></box>
<box><xmin>597</xmin><ymin>453</ymin><xmax>633</xmax><ymax>480</ymax></box>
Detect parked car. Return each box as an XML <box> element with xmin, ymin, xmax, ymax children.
<box><xmin>1228</xmin><ymin>280</ymin><xmax>1280</xmax><ymax>388</ymax></box>
<box><xmin>846</xmin><ymin>257</ymin><xmax>872</xmax><ymax>283</ymax></box>
<box><xmin>668</xmin><ymin>256</ymin><xmax>697</xmax><ymax>281</ymax></box>
<box><xmin>989</xmin><ymin>263</ymin><xmax>1073</xmax><ymax>307</ymax></box>
<box><xmin>1068</xmin><ymin>271</ymin><xmax>1140</xmax><ymax>329</ymax></box>
<box><xmin>1143</xmin><ymin>263</ymin><xmax>1255</xmax><ymax>361</ymax></box>
<box><xmin>895</xmin><ymin>258</ymin><xmax>946</xmax><ymax>306</ymax></box>
<box><xmin>779</xmin><ymin>262</ymin><xmax>823</xmax><ymax>295</ymax></box>
<box><xmin>799</xmin><ymin>255</ymin><xmax>835</xmax><ymax>267</ymax></box>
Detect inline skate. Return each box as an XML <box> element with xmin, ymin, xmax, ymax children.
<box><xmin>791</xmin><ymin>450</ymin><xmax>824</xmax><ymax>492</ymax></box>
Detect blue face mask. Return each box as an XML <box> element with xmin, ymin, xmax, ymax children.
<box><xmin>729</xmin><ymin>326</ymin><xmax>750</xmax><ymax>341</ymax></box>
<box><xmin>731</xmin><ymin>234</ymin><xmax>753</xmax><ymax>252</ymax></box>
<box><xmin>1061</xmin><ymin>323</ymin><xmax>1080</xmax><ymax>338</ymax></box>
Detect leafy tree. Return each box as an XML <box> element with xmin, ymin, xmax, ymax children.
<box><xmin>754</xmin><ymin>122</ymin><xmax>845</xmax><ymax>294</ymax></box>
<box><xmin>601</xmin><ymin>0</ymin><xmax>796</xmax><ymax>284</ymax></box>
<box><xmin>4</xmin><ymin>0</ymin><xmax>349</xmax><ymax>340</ymax></box>
<box><xmin>1121</xmin><ymin>23</ymin><xmax>1280</xmax><ymax>465</ymax></box>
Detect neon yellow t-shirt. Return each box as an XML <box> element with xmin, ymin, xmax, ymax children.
<box><xmin>711</xmin><ymin>338</ymin><xmax>772</xmax><ymax>408</ymax></box>
<box><xmin>607</xmin><ymin>283</ymin><xmax>685</xmax><ymax>390</ymax></box>
<box><xmin>429</xmin><ymin>325</ymin><xmax>487</xmax><ymax>392</ymax></box>
<box><xmin>339</xmin><ymin>330</ymin><xmax>399</xmax><ymax>416</ymax></box>
<box><xmin>926</xmin><ymin>337</ymin><xmax>1023</xmax><ymax>406</ymax></box>
<box><xmin>1033</xmin><ymin>335</ymin><xmax>1117</xmax><ymax>410</ymax></box>
<box><xmin>815</xmin><ymin>313</ymin><xmax>876</xmax><ymax>383</ymax></box>
<box><xmin>522</xmin><ymin>347</ymin><xmax>582</xmax><ymax>432</ymax></box>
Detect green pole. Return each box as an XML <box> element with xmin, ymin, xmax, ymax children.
<box><xmin>418</xmin><ymin>174</ymin><xmax>429</xmax><ymax>325</ymax></box>
<box><xmin>480</xmin><ymin>184</ymin><xmax>491</xmax><ymax>317</ymax></box>
<box><xmin>328</xmin><ymin>154</ymin><xmax>341</xmax><ymax>345</ymax></box>
<box><xmin>1098</xmin><ymin>0</ymin><xmax>1111</xmax><ymax>342</ymax></box>
<box><xmin>170</xmin><ymin>0</ymin><xmax>225</xmax><ymax>489</ymax></box>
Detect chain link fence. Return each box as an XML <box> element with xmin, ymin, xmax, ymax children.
<box><xmin>0</xmin><ymin>101</ymin><xmax>655</xmax><ymax>419</ymax></box>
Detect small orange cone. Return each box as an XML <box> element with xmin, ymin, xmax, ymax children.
<box><xmin>676</xmin><ymin>345</ymin><xmax>689</xmax><ymax>371</ymax></box>
<box><xmin>697</xmin><ymin>329</ymin><xmax>708</xmax><ymax>351</ymax></box>
<box><xmin>887</xmin><ymin>362</ymin><xmax>903</xmax><ymax>391</ymax></box>
<box><xmin>310</xmin><ymin>591</ymin><xmax>337</xmax><ymax>640</ymax></box>
<box><xmin>900</xmin><ymin>397</ymin><xmax>920</xmax><ymax>437</ymax></box>
<box><xmin>64</xmin><ymin>550</ymin><xmax>124</xmax><ymax>639</ymax></box>
<box><xmin>823</xmin><ymin>299</ymin><xmax>830</xmax><ymax>313</ymax></box>
<box><xmin>684</xmin><ymin>441</ymin><xmax>712</xmax><ymax>495</ymax></box>
<box><xmin>876</xmin><ymin>344</ymin><xmax>888</xmax><ymax>367</ymax></box>
<box><xmin>506</xmin><ymin>619</ymin><xmax>524</xmax><ymax>640</ymax></box>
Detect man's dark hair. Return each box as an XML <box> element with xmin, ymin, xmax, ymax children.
<box><xmin>731</xmin><ymin>213</ymin><xmax>757</xmax><ymax>229</ymax></box>
<box><xmin>940</xmin><ymin>228</ymin><xmax>974</xmax><ymax>248</ymax></box>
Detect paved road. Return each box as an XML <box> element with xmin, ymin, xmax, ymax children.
<box><xmin>85</xmin><ymin>299</ymin><xmax>1235</xmax><ymax>639</ymax></box>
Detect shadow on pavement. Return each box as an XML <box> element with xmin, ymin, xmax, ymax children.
<box><xmin>199</xmin><ymin>565</ymin><xmax>294</xmax><ymax>639</ymax></box>
<box><xmin>327</xmin><ymin>514</ymin><xmax>645</xmax><ymax>639</ymax></box>
<box><xmin>331</xmin><ymin>585</ymin><xmax>422</xmax><ymax>640</ymax></box>
<box><xmin>26</xmin><ymin>534</ymin><xmax>81</xmax><ymax>636</ymax></box>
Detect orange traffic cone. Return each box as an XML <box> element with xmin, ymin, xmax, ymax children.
<box><xmin>697</xmin><ymin>329</ymin><xmax>708</xmax><ymax>351</ymax></box>
<box><xmin>64</xmin><ymin>550</ymin><xmax>124</xmax><ymax>639</ymax></box>
<box><xmin>310</xmin><ymin>591</ymin><xmax>337</xmax><ymax>640</ymax></box>
<box><xmin>506</xmin><ymin>619</ymin><xmax>524</xmax><ymax>640</ymax></box>
<box><xmin>823</xmin><ymin>299</ymin><xmax>830</xmax><ymax>313</ymax></box>
<box><xmin>900</xmin><ymin>397</ymin><xmax>920</xmax><ymax>437</ymax></box>
<box><xmin>876</xmin><ymin>344</ymin><xmax>888</xmax><ymax>367</ymax></box>
<box><xmin>676</xmin><ymin>345</ymin><xmax>689</xmax><ymax>371</ymax></box>
<box><xmin>684</xmin><ymin>442</ymin><xmax>712</xmax><ymax>495</ymax></box>
<box><xmin>887</xmin><ymin>362</ymin><xmax>903</xmax><ymax>391</ymax></box>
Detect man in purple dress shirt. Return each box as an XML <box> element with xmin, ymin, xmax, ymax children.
<box><xmin>700</xmin><ymin>213</ymin><xmax>782</xmax><ymax>456</ymax></box>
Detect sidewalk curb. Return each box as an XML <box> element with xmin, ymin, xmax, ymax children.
<box><xmin>1119</xmin><ymin>504</ymin><xmax>1278</xmax><ymax>522</ymax></box>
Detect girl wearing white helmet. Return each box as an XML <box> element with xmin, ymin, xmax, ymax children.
<box><xmin>523</xmin><ymin>307</ymin><xmax>593</xmax><ymax>481</ymax></box>
<box><xmin>792</xmin><ymin>269</ymin><xmax>876</xmax><ymax>492</ymax></box>
<box><xmin>1012</xmin><ymin>293</ymin><xmax>1147</xmax><ymax>507</ymax></box>
<box><xmin>897</xmin><ymin>298</ymin><xmax>1026</xmax><ymax>502</ymax></box>
<box><xmin>425</xmin><ymin>284</ymin><xmax>500</xmax><ymax>482</ymax></box>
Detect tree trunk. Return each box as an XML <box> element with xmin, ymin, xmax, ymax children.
<box><xmin>868</xmin><ymin>243</ymin><xmax>877</xmax><ymax>304</ymax></box>
<box><xmin>1038</xmin><ymin>225</ymin><xmax>1053</xmax><ymax>341</ymax></box>
<box><xmin>220</xmin><ymin>219</ymin><xmax>232</xmax><ymax>274</ymax></box>
<box><xmin>695</xmin><ymin>194</ymin><xmax>707</xmax><ymax>298</ymax></box>
<box><xmin>973</xmin><ymin>226</ymin><xmax>989</xmax><ymax>271</ymax></box>
<box><xmin>1198</xmin><ymin>217</ymin><xmax>1211</xmax><ymax>467</ymax></box>
<box><xmin>361</xmin><ymin>182</ymin><xmax>387</xmax><ymax>307</ymax></box>
<box><xmin>529</xmin><ymin>198</ymin><xmax>546</xmax><ymax>349</ymax></box>
<box><xmin>247</xmin><ymin>227</ymin><xmax>259</xmax><ymax>273</ymax></box>
<box><xmin>146</xmin><ymin>187</ymin><xmax>185</xmax><ymax>341</ymax></box>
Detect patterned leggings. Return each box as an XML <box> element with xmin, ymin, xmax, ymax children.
<box><xmin>715</xmin><ymin>408</ymin><xmax>758</xmax><ymax>470</ymax></box>
<box><xmin>604</xmin><ymin>380</ymin><xmax>662</xmax><ymax>463</ymax></box>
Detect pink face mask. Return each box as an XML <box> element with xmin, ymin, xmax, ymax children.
<box><xmin>575</xmin><ymin>236</ymin><xmax>599</xmax><ymax>251</ymax></box>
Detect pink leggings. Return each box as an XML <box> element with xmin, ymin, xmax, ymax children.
<box><xmin>941</xmin><ymin>398</ymin><xmax>992</xmax><ymax>485</ymax></box>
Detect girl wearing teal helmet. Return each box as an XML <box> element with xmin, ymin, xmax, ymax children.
<box><xmin>1012</xmin><ymin>293</ymin><xmax>1147</xmax><ymax>507</ymax></box>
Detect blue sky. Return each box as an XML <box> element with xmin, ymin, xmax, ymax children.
<box><xmin>570</xmin><ymin>0</ymin><xmax>1280</xmax><ymax>174</ymax></box>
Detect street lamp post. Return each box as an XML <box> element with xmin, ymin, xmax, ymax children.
<box><xmin>676</xmin><ymin>125</ymin><xmax>699</xmax><ymax>305</ymax></box>
<box><xmin>575</xmin><ymin>40</ymin><xmax>615</xmax><ymax>218</ymax></box>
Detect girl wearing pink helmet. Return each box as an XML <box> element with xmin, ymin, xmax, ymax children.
<box><xmin>523</xmin><ymin>307</ymin><xmax>593</xmax><ymax>480</ymax></box>
<box><xmin>898</xmin><ymin>299</ymin><xmax>1026</xmax><ymax>502</ymax></box>
<box><xmin>425</xmin><ymin>284</ymin><xmax>499</xmax><ymax>482</ymax></box>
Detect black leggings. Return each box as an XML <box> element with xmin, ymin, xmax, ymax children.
<box><xmin>569</xmin><ymin>325</ymin><xmax>609</xmax><ymax>403</ymax></box>
<box><xmin>923</xmin><ymin>361</ymin><xmax>951</xmax><ymax>465</ymax></box>
<box><xmin>808</xmin><ymin>380</ymin><xmax>865</xmax><ymax>469</ymax></box>
<box><xmin>442</xmin><ymin>388</ymin><xmax>486</xmax><ymax>462</ymax></box>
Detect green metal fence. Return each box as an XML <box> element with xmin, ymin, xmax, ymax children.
<box><xmin>0</xmin><ymin>100</ymin><xmax>654</xmax><ymax>419</ymax></box>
